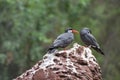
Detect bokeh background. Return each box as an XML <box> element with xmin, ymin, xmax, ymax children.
<box><xmin>0</xmin><ymin>0</ymin><xmax>120</xmax><ymax>80</ymax></box>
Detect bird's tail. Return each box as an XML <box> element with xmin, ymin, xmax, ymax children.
<box><xmin>47</xmin><ymin>46</ymin><xmax>57</xmax><ymax>53</ymax></box>
<box><xmin>92</xmin><ymin>46</ymin><xmax>105</xmax><ymax>55</ymax></box>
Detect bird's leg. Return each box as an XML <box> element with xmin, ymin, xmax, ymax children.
<box><xmin>64</xmin><ymin>47</ymin><xmax>67</xmax><ymax>52</ymax></box>
<box><xmin>63</xmin><ymin>47</ymin><xmax>69</xmax><ymax>52</ymax></box>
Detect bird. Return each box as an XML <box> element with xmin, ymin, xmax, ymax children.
<box><xmin>80</xmin><ymin>28</ymin><xmax>104</xmax><ymax>55</ymax></box>
<box><xmin>48</xmin><ymin>28</ymin><xmax>79</xmax><ymax>53</ymax></box>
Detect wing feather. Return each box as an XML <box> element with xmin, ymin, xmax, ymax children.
<box><xmin>82</xmin><ymin>33</ymin><xmax>99</xmax><ymax>47</ymax></box>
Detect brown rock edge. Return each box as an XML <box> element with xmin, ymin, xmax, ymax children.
<box><xmin>14</xmin><ymin>43</ymin><xmax>102</xmax><ymax>80</ymax></box>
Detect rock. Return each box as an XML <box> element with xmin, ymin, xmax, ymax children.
<box><xmin>14</xmin><ymin>43</ymin><xmax>102</xmax><ymax>80</ymax></box>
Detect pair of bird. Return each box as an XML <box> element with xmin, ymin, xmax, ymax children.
<box><xmin>48</xmin><ymin>28</ymin><xmax>104</xmax><ymax>55</ymax></box>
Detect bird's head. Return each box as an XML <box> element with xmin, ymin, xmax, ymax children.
<box><xmin>65</xmin><ymin>28</ymin><xmax>79</xmax><ymax>34</ymax></box>
<box><xmin>80</xmin><ymin>28</ymin><xmax>92</xmax><ymax>35</ymax></box>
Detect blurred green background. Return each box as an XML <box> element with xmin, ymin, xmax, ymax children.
<box><xmin>0</xmin><ymin>0</ymin><xmax>120</xmax><ymax>80</ymax></box>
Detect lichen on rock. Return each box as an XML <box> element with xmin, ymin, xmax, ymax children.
<box><xmin>15</xmin><ymin>43</ymin><xmax>102</xmax><ymax>80</ymax></box>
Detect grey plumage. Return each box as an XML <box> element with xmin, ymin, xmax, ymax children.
<box><xmin>48</xmin><ymin>28</ymin><xmax>78</xmax><ymax>53</ymax></box>
<box><xmin>80</xmin><ymin>28</ymin><xmax>104</xmax><ymax>55</ymax></box>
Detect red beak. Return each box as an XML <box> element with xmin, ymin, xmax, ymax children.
<box><xmin>72</xmin><ymin>30</ymin><xmax>79</xmax><ymax>34</ymax></box>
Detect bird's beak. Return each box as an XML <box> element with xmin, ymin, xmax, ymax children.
<box><xmin>72</xmin><ymin>30</ymin><xmax>79</xmax><ymax>34</ymax></box>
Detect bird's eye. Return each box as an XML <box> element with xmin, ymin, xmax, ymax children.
<box><xmin>89</xmin><ymin>30</ymin><xmax>92</xmax><ymax>33</ymax></box>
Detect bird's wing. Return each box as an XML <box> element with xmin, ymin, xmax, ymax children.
<box><xmin>83</xmin><ymin>33</ymin><xmax>100</xmax><ymax>47</ymax></box>
<box><xmin>53</xmin><ymin>33</ymin><xmax>73</xmax><ymax>48</ymax></box>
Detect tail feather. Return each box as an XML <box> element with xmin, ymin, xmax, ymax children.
<box><xmin>47</xmin><ymin>46</ymin><xmax>57</xmax><ymax>53</ymax></box>
<box><xmin>92</xmin><ymin>46</ymin><xmax>105</xmax><ymax>55</ymax></box>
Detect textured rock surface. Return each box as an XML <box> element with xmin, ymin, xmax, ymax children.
<box><xmin>15</xmin><ymin>43</ymin><xmax>102</xmax><ymax>80</ymax></box>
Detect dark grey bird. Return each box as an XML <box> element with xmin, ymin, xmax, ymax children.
<box><xmin>80</xmin><ymin>28</ymin><xmax>104</xmax><ymax>55</ymax></box>
<box><xmin>48</xmin><ymin>28</ymin><xmax>79</xmax><ymax>53</ymax></box>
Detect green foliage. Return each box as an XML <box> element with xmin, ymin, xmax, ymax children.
<box><xmin>0</xmin><ymin>0</ymin><xmax>120</xmax><ymax>80</ymax></box>
<box><xmin>0</xmin><ymin>54</ymin><xmax>6</xmax><ymax>64</ymax></box>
